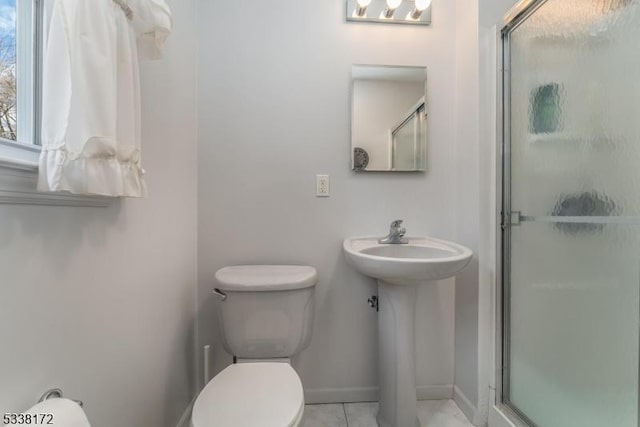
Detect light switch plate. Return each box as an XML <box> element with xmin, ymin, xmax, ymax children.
<box><xmin>316</xmin><ymin>175</ymin><xmax>330</xmax><ymax>197</ymax></box>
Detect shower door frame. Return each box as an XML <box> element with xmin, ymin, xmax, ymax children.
<box><xmin>496</xmin><ymin>1</ymin><xmax>555</xmax><ymax>426</ymax></box>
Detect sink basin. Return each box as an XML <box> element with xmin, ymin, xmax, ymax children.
<box><xmin>343</xmin><ymin>235</ymin><xmax>472</xmax><ymax>427</ymax></box>
<box><xmin>343</xmin><ymin>236</ymin><xmax>472</xmax><ymax>285</ymax></box>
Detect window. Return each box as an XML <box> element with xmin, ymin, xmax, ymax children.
<box><xmin>0</xmin><ymin>0</ymin><xmax>42</xmax><ymax>168</ymax></box>
<box><xmin>0</xmin><ymin>0</ymin><xmax>18</xmax><ymax>141</ymax></box>
<box><xmin>0</xmin><ymin>0</ymin><xmax>40</xmax><ymax>150</ymax></box>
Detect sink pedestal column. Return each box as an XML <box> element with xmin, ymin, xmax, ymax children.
<box><xmin>376</xmin><ymin>280</ymin><xmax>420</xmax><ymax>427</ymax></box>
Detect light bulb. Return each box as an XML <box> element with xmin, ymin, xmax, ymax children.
<box><xmin>386</xmin><ymin>0</ymin><xmax>403</xmax><ymax>9</ymax></box>
<box><xmin>408</xmin><ymin>0</ymin><xmax>430</xmax><ymax>19</ymax></box>
<box><xmin>381</xmin><ymin>0</ymin><xmax>402</xmax><ymax>18</ymax></box>
<box><xmin>415</xmin><ymin>0</ymin><xmax>431</xmax><ymax>11</ymax></box>
<box><xmin>354</xmin><ymin>0</ymin><xmax>371</xmax><ymax>18</ymax></box>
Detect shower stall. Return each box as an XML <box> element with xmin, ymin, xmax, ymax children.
<box><xmin>498</xmin><ymin>0</ymin><xmax>640</xmax><ymax>426</ymax></box>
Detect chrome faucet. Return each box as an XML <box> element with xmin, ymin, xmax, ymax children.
<box><xmin>379</xmin><ymin>220</ymin><xmax>408</xmax><ymax>244</ymax></box>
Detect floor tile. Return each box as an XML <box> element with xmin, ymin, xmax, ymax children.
<box><xmin>417</xmin><ymin>400</ymin><xmax>474</xmax><ymax>427</ymax></box>
<box><xmin>300</xmin><ymin>404</ymin><xmax>348</xmax><ymax>427</ymax></box>
<box><xmin>298</xmin><ymin>400</ymin><xmax>472</xmax><ymax>427</ymax></box>
<box><xmin>344</xmin><ymin>402</ymin><xmax>378</xmax><ymax>427</ymax></box>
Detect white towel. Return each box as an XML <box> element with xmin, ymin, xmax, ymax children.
<box><xmin>23</xmin><ymin>398</ymin><xmax>91</xmax><ymax>427</ymax></box>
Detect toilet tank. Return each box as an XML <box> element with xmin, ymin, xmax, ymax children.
<box><xmin>214</xmin><ymin>265</ymin><xmax>317</xmax><ymax>359</ymax></box>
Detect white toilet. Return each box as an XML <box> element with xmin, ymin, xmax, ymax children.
<box><xmin>191</xmin><ymin>265</ymin><xmax>317</xmax><ymax>427</ymax></box>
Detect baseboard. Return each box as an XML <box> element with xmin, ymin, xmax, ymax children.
<box><xmin>488</xmin><ymin>405</ymin><xmax>518</xmax><ymax>427</ymax></box>
<box><xmin>175</xmin><ymin>396</ymin><xmax>197</xmax><ymax>427</ymax></box>
<box><xmin>304</xmin><ymin>386</ymin><xmax>378</xmax><ymax>404</ymax></box>
<box><xmin>453</xmin><ymin>386</ymin><xmax>482</xmax><ymax>426</ymax></box>
<box><xmin>417</xmin><ymin>385</ymin><xmax>453</xmax><ymax>400</ymax></box>
<box><xmin>304</xmin><ymin>384</ymin><xmax>453</xmax><ymax>404</ymax></box>
<box><xmin>486</xmin><ymin>389</ymin><xmax>526</xmax><ymax>427</ymax></box>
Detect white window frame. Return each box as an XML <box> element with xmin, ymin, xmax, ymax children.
<box><xmin>0</xmin><ymin>0</ymin><xmax>109</xmax><ymax>206</ymax></box>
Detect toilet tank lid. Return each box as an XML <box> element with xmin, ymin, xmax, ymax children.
<box><xmin>215</xmin><ymin>265</ymin><xmax>318</xmax><ymax>291</ymax></box>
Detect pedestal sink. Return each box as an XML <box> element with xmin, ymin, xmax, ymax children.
<box><xmin>343</xmin><ymin>236</ymin><xmax>472</xmax><ymax>427</ymax></box>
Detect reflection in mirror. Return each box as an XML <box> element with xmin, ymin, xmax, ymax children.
<box><xmin>351</xmin><ymin>65</ymin><xmax>427</xmax><ymax>172</ymax></box>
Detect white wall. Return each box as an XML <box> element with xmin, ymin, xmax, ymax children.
<box><xmin>197</xmin><ymin>0</ymin><xmax>460</xmax><ymax>403</ymax></box>
<box><xmin>452</xmin><ymin>0</ymin><xmax>519</xmax><ymax>424</ymax></box>
<box><xmin>452</xmin><ymin>0</ymin><xmax>481</xmax><ymax>420</ymax></box>
<box><xmin>0</xmin><ymin>1</ymin><xmax>199</xmax><ymax>425</ymax></box>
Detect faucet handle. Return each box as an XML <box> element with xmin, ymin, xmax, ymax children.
<box><xmin>390</xmin><ymin>219</ymin><xmax>404</xmax><ymax>230</ymax></box>
<box><xmin>379</xmin><ymin>219</ymin><xmax>408</xmax><ymax>244</ymax></box>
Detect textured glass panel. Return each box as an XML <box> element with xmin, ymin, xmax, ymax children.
<box><xmin>530</xmin><ymin>83</ymin><xmax>562</xmax><ymax>134</ymax></box>
<box><xmin>510</xmin><ymin>0</ymin><xmax>640</xmax><ymax>219</ymax></box>
<box><xmin>415</xmin><ymin>108</ymin><xmax>426</xmax><ymax>170</ymax></box>
<box><xmin>393</xmin><ymin>115</ymin><xmax>417</xmax><ymax>170</ymax></box>
<box><xmin>507</xmin><ymin>0</ymin><xmax>640</xmax><ymax>426</ymax></box>
<box><xmin>510</xmin><ymin>223</ymin><xmax>639</xmax><ymax>427</ymax></box>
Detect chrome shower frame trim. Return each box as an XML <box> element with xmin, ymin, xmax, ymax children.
<box><xmin>496</xmin><ymin>1</ymin><xmax>550</xmax><ymax>426</ymax></box>
<box><xmin>503</xmin><ymin>0</ymin><xmax>540</xmax><ymax>27</ymax></box>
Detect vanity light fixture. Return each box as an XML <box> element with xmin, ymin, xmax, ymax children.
<box><xmin>346</xmin><ymin>0</ymin><xmax>432</xmax><ymax>25</ymax></box>
<box><xmin>354</xmin><ymin>0</ymin><xmax>372</xmax><ymax>17</ymax></box>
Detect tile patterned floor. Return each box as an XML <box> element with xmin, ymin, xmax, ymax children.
<box><xmin>300</xmin><ymin>400</ymin><xmax>474</xmax><ymax>427</ymax></box>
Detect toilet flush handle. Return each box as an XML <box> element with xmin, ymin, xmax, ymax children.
<box><xmin>212</xmin><ymin>288</ymin><xmax>227</xmax><ymax>301</ymax></box>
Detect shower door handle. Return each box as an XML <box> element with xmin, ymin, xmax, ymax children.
<box><xmin>501</xmin><ymin>211</ymin><xmax>522</xmax><ymax>229</ymax></box>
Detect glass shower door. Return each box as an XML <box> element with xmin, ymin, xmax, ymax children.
<box><xmin>392</xmin><ymin>105</ymin><xmax>426</xmax><ymax>171</ymax></box>
<box><xmin>502</xmin><ymin>1</ymin><xmax>640</xmax><ymax>426</ymax></box>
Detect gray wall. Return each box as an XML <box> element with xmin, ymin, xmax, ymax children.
<box><xmin>197</xmin><ymin>0</ymin><xmax>461</xmax><ymax>404</ymax></box>
<box><xmin>451</xmin><ymin>0</ymin><xmax>520</xmax><ymax>422</ymax></box>
<box><xmin>0</xmin><ymin>0</ymin><xmax>527</xmax><ymax>425</ymax></box>
<box><xmin>453</xmin><ymin>0</ymin><xmax>481</xmax><ymax>417</ymax></box>
<box><xmin>0</xmin><ymin>0</ymin><xmax>198</xmax><ymax>425</ymax></box>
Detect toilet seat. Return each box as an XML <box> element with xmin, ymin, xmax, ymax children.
<box><xmin>191</xmin><ymin>363</ymin><xmax>304</xmax><ymax>427</ymax></box>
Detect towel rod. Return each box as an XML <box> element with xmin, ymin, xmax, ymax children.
<box><xmin>38</xmin><ymin>388</ymin><xmax>84</xmax><ymax>408</ymax></box>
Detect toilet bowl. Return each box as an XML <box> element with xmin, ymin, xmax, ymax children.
<box><xmin>191</xmin><ymin>265</ymin><xmax>317</xmax><ymax>427</ymax></box>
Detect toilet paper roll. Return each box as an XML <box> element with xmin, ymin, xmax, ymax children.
<box><xmin>23</xmin><ymin>398</ymin><xmax>91</xmax><ymax>427</ymax></box>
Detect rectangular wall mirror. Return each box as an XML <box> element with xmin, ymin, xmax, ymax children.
<box><xmin>351</xmin><ymin>65</ymin><xmax>427</xmax><ymax>172</ymax></box>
